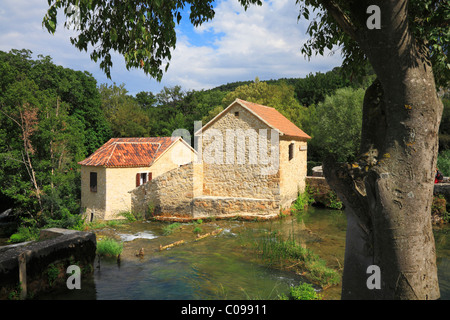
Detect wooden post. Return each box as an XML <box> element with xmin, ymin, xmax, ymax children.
<box><xmin>18</xmin><ymin>252</ymin><xmax>27</xmax><ymax>300</ymax></box>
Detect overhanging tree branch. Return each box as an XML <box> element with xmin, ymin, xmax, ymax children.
<box><xmin>318</xmin><ymin>0</ymin><xmax>359</xmax><ymax>41</ymax></box>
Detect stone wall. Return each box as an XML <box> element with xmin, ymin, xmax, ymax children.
<box><xmin>306</xmin><ymin>176</ymin><xmax>333</xmax><ymax>194</ymax></box>
<box><xmin>80</xmin><ymin>165</ymin><xmax>107</xmax><ymax>221</ymax></box>
<box><xmin>192</xmin><ymin>196</ymin><xmax>279</xmax><ymax>219</ymax></box>
<box><xmin>279</xmin><ymin>138</ymin><xmax>308</xmax><ymax>208</ymax></box>
<box><xmin>198</xmin><ymin>103</ymin><xmax>281</xmax><ymax>200</ymax></box>
<box><xmin>131</xmin><ymin>161</ymin><xmax>281</xmax><ymax>220</ymax></box>
<box><xmin>131</xmin><ymin>162</ymin><xmax>201</xmax><ymax>217</ymax></box>
<box><xmin>305</xmin><ymin>176</ymin><xmax>338</xmax><ymax>207</ymax></box>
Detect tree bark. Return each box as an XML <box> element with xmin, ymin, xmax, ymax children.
<box><xmin>323</xmin><ymin>0</ymin><xmax>442</xmax><ymax>299</ymax></box>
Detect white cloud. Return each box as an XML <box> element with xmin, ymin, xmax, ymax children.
<box><xmin>164</xmin><ymin>0</ymin><xmax>342</xmax><ymax>90</ymax></box>
<box><xmin>0</xmin><ymin>0</ymin><xmax>342</xmax><ymax>95</ymax></box>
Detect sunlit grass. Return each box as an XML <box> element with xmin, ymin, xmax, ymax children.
<box><xmin>96</xmin><ymin>237</ymin><xmax>123</xmax><ymax>257</ymax></box>
<box><xmin>256</xmin><ymin>230</ymin><xmax>340</xmax><ymax>288</ymax></box>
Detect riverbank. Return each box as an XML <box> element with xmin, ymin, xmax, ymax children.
<box><xmin>2</xmin><ymin>204</ymin><xmax>449</xmax><ymax>300</ymax></box>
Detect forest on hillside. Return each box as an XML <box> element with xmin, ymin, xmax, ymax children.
<box><xmin>1</xmin><ymin>49</ymin><xmax>449</xmax><ymax>239</ymax></box>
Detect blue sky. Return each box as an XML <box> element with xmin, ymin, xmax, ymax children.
<box><xmin>0</xmin><ymin>0</ymin><xmax>343</xmax><ymax>96</ymax></box>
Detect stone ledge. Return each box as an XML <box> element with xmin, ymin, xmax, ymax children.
<box><xmin>192</xmin><ymin>196</ymin><xmax>280</xmax><ymax>218</ymax></box>
<box><xmin>194</xmin><ymin>195</ymin><xmax>278</xmax><ymax>202</ymax></box>
<box><xmin>0</xmin><ymin>228</ymin><xmax>96</xmax><ymax>300</ymax></box>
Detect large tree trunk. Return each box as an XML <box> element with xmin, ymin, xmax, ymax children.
<box><xmin>323</xmin><ymin>1</ymin><xmax>442</xmax><ymax>299</ymax></box>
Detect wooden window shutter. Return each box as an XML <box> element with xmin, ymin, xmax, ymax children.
<box><xmin>289</xmin><ymin>143</ymin><xmax>294</xmax><ymax>161</ymax></box>
<box><xmin>136</xmin><ymin>173</ymin><xmax>141</xmax><ymax>187</ymax></box>
<box><xmin>149</xmin><ymin>172</ymin><xmax>152</xmax><ymax>181</ymax></box>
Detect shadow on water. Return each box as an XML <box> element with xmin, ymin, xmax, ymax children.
<box><xmin>30</xmin><ymin>207</ymin><xmax>450</xmax><ymax>300</ymax></box>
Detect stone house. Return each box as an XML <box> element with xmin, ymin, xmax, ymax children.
<box><xmin>131</xmin><ymin>98</ymin><xmax>311</xmax><ymax>220</ymax></box>
<box><xmin>78</xmin><ymin>137</ymin><xmax>196</xmax><ymax>221</ymax></box>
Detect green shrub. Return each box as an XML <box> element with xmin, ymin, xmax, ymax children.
<box><xmin>289</xmin><ymin>283</ymin><xmax>322</xmax><ymax>300</ymax></box>
<box><xmin>119</xmin><ymin>211</ymin><xmax>137</xmax><ymax>222</ymax></box>
<box><xmin>47</xmin><ymin>263</ymin><xmax>61</xmax><ymax>286</ymax></box>
<box><xmin>43</xmin><ymin>208</ymin><xmax>85</xmax><ymax>231</ymax></box>
<box><xmin>119</xmin><ymin>209</ymin><xmax>150</xmax><ymax>222</ymax></box>
<box><xmin>325</xmin><ymin>191</ymin><xmax>343</xmax><ymax>210</ymax></box>
<box><xmin>96</xmin><ymin>237</ymin><xmax>123</xmax><ymax>257</ymax></box>
<box><xmin>291</xmin><ymin>187</ymin><xmax>314</xmax><ymax>214</ymax></box>
<box><xmin>8</xmin><ymin>226</ymin><xmax>39</xmax><ymax>243</ymax></box>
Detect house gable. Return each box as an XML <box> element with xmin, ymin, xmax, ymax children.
<box><xmin>195</xmin><ymin>99</ymin><xmax>311</xmax><ymax>141</ymax></box>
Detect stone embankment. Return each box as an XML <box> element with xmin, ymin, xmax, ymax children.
<box><xmin>308</xmin><ymin>166</ymin><xmax>449</xmax><ymax>224</ymax></box>
<box><xmin>0</xmin><ymin>228</ymin><xmax>96</xmax><ymax>299</ymax></box>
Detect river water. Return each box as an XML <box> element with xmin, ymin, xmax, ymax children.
<box><xmin>30</xmin><ymin>208</ymin><xmax>450</xmax><ymax>300</ymax></box>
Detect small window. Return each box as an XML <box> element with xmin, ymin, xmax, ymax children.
<box><xmin>141</xmin><ymin>172</ymin><xmax>147</xmax><ymax>185</ymax></box>
<box><xmin>90</xmin><ymin>172</ymin><xmax>97</xmax><ymax>192</ymax></box>
<box><xmin>289</xmin><ymin>143</ymin><xmax>294</xmax><ymax>161</ymax></box>
<box><xmin>136</xmin><ymin>172</ymin><xmax>152</xmax><ymax>187</ymax></box>
<box><xmin>234</xmin><ymin>111</ymin><xmax>239</xmax><ymax>117</ymax></box>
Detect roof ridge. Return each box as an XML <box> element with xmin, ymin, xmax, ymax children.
<box><xmin>113</xmin><ymin>141</ymin><xmax>163</xmax><ymax>144</ymax></box>
<box><xmin>238</xmin><ymin>99</ymin><xmax>273</xmax><ymax>109</ymax></box>
<box><xmin>149</xmin><ymin>143</ymin><xmax>162</xmax><ymax>165</ymax></box>
<box><xmin>105</xmin><ymin>143</ymin><xmax>117</xmax><ymax>167</ymax></box>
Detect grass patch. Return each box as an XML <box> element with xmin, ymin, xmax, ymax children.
<box><xmin>279</xmin><ymin>282</ymin><xmax>322</xmax><ymax>300</ymax></box>
<box><xmin>162</xmin><ymin>222</ymin><xmax>182</xmax><ymax>235</ymax></box>
<box><xmin>83</xmin><ymin>219</ymin><xmax>128</xmax><ymax>230</ymax></box>
<box><xmin>119</xmin><ymin>209</ymin><xmax>151</xmax><ymax>222</ymax></box>
<box><xmin>193</xmin><ymin>226</ymin><xmax>203</xmax><ymax>234</ymax></box>
<box><xmin>256</xmin><ymin>230</ymin><xmax>340</xmax><ymax>288</ymax></box>
<box><xmin>96</xmin><ymin>237</ymin><xmax>123</xmax><ymax>258</ymax></box>
<box><xmin>291</xmin><ymin>187</ymin><xmax>315</xmax><ymax>214</ymax></box>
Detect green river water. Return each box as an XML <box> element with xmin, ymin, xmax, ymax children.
<box><xmin>27</xmin><ymin>207</ymin><xmax>450</xmax><ymax>300</ymax></box>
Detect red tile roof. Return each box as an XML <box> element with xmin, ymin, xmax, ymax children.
<box><xmin>78</xmin><ymin>137</ymin><xmax>177</xmax><ymax>167</ymax></box>
<box><xmin>236</xmin><ymin>99</ymin><xmax>311</xmax><ymax>139</ymax></box>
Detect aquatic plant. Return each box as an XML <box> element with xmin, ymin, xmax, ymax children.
<box><xmin>162</xmin><ymin>222</ymin><xmax>182</xmax><ymax>235</ymax></box>
<box><xmin>96</xmin><ymin>237</ymin><xmax>123</xmax><ymax>257</ymax></box>
<box><xmin>256</xmin><ymin>230</ymin><xmax>340</xmax><ymax>288</ymax></box>
<box><xmin>193</xmin><ymin>226</ymin><xmax>203</xmax><ymax>234</ymax></box>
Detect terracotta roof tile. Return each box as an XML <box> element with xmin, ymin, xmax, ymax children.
<box><xmin>78</xmin><ymin>137</ymin><xmax>176</xmax><ymax>167</ymax></box>
<box><xmin>195</xmin><ymin>99</ymin><xmax>310</xmax><ymax>139</ymax></box>
<box><xmin>236</xmin><ymin>99</ymin><xmax>311</xmax><ymax>139</ymax></box>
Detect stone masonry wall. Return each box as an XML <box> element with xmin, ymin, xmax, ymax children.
<box><xmin>80</xmin><ymin>166</ymin><xmax>106</xmax><ymax>221</ymax></box>
<box><xmin>131</xmin><ymin>162</ymin><xmax>201</xmax><ymax>217</ymax></box>
<box><xmin>192</xmin><ymin>196</ymin><xmax>280</xmax><ymax>219</ymax></box>
<box><xmin>130</xmin><ymin>161</ymin><xmax>280</xmax><ymax>220</ymax></box>
<box><xmin>279</xmin><ymin>138</ymin><xmax>308</xmax><ymax>209</ymax></box>
<box><xmin>198</xmin><ymin>103</ymin><xmax>281</xmax><ymax>200</ymax></box>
